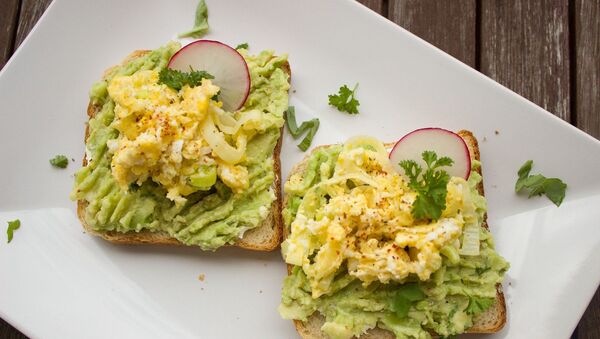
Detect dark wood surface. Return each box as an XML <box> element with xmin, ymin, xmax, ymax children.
<box><xmin>575</xmin><ymin>0</ymin><xmax>600</xmax><ymax>139</ymax></box>
<box><xmin>389</xmin><ymin>0</ymin><xmax>477</xmax><ymax>67</ymax></box>
<box><xmin>480</xmin><ymin>0</ymin><xmax>571</xmax><ymax>121</ymax></box>
<box><xmin>1</xmin><ymin>0</ymin><xmax>598</xmax><ymax>337</ymax></box>
<box><xmin>0</xmin><ymin>0</ymin><xmax>20</xmax><ymax>69</ymax></box>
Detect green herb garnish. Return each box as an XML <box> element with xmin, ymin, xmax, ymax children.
<box><xmin>6</xmin><ymin>219</ymin><xmax>20</xmax><ymax>243</ymax></box>
<box><xmin>328</xmin><ymin>83</ymin><xmax>360</xmax><ymax>114</ymax></box>
<box><xmin>178</xmin><ymin>0</ymin><xmax>209</xmax><ymax>38</ymax></box>
<box><xmin>235</xmin><ymin>43</ymin><xmax>249</xmax><ymax>50</ymax></box>
<box><xmin>158</xmin><ymin>68</ymin><xmax>214</xmax><ymax>91</ymax></box>
<box><xmin>49</xmin><ymin>155</ymin><xmax>69</xmax><ymax>168</ymax></box>
<box><xmin>515</xmin><ymin>160</ymin><xmax>567</xmax><ymax>206</ymax></box>
<box><xmin>285</xmin><ymin>106</ymin><xmax>320</xmax><ymax>152</ymax></box>
<box><xmin>390</xmin><ymin>284</ymin><xmax>425</xmax><ymax>318</ymax></box>
<box><xmin>465</xmin><ymin>296</ymin><xmax>495</xmax><ymax>314</ymax></box>
<box><xmin>399</xmin><ymin>151</ymin><xmax>453</xmax><ymax>220</ymax></box>
<box><xmin>211</xmin><ymin>90</ymin><xmax>220</xmax><ymax>102</ymax></box>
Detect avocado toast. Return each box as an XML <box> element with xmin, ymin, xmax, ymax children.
<box><xmin>279</xmin><ymin>131</ymin><xmax>508</xmax><ymax>338</ymax></box>
<box><xmin>72</xmin><ymin>42</ymin><xmax>290</xmax><ymax>251</ymax></box>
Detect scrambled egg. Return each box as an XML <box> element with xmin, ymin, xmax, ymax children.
<box><xmin>107</xmin><ymin>70</ymin><xmax>252</xmax><ymax>203</ymax></box>
<box><xmin>282</xmin><ymin>137</ymin><xmax>474</xmax><ymax>298</ymax></box>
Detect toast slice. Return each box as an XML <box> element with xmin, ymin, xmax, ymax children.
<box><xmin>77</xmin><ymin>50</ymin><xmax>290</xmax><ymax>251</ymax></box>
<box><xmin>283</xmin><ymin>130</ymin><xmax>506</xmax><ymax>337</ymax></box>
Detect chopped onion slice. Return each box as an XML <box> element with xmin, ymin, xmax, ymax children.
<box><xmin>201</xmin><ymin>115</ymin><xmax>246</xmax><ymax>164</ymax></box>
<box><xmin>459</xmin><ymin>222</ymin><xmax>480</xmax><ymax>256</ymax></box>
<box><xmin>212</xmin><ymin>106</ymin><xmax>240</xmax><ymax>135</ymax></box>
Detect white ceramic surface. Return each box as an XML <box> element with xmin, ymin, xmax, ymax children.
<box><xmin>1</xmin><ymin>0</ymin><xmax>599</xmax><ymax>338</ymax></box>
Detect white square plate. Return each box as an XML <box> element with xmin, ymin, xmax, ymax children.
<box><xmin>1</xmin><ymin>0</ymin><xmax>599</xmax><ymax>338</ymax></box>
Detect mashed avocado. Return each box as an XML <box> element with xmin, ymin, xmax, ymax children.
<box><xmin>72</xmin><ymin>42</ymin><xmax>289</xmax><ymax>250</ymax></box>
<box><xmin>279</xmin><ymin>147</ymin><xmax>509</xmax><ymax>339</ymax></box>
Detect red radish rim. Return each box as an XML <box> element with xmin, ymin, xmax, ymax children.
<box><xmin>389</xmin><ymin>127</ymin><xmax>472</xmax><ymax>179</ymax></box>
<box><xmin>167</xmin><ymin>40</ymin><xmax>251</xmax><ymax>111</ymax></box>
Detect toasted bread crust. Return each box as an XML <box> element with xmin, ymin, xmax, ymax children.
<box><xmin>284</xmin><ymin>131</ymin><xmax>506</xmax><ymax>337</ymax></box>
<box><xmin>77</xmin><ymin>50</ymin><xmax>287</xmax><ymax>251</ymax></box>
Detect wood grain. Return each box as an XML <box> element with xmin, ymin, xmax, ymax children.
<box><xmin>575</xmin><ymin>0</ymin><xmax>600</xmax><ymax>139</ymax></box>
<box><xmin>574</xmin><ymin>5</ymin><xmax>600</xmax><ymax>339</ymax></box>
<box><xmin>0</xmin><ymin>318</ymin><xmax>26</xmax><ymax>339</ymax></box>
<box><xmin>577</xmin><ymin>290</ymin><xmax>600</xmax><ymax>339</ymax></box>
<box><xmin>0</xmin><ymin>0</ymin><xmax>20</xmax><ymax>69</ymax></box>
<box><xmin>388</xmin><ymin>0</ymin><xmax>477</xmax><ymax>67</ymax></box>
<box><xmin>13</xmin><ymin>0</ymin><xmax>52</xmax><ymax>50</ymax></box>
<box><xmin>357</xmin><ymin>0</ymin><xmax>384</xmax><ymax>14</ymax></box>
<box><xmin>480</xmin><ymin>0</ymin><xmax>571</xmax><ymax>121</ymax></box>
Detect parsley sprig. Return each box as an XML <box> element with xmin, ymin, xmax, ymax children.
<box><xmin>328</xmin><ymin>83</ymin><xmax>360</xmax><ymax>114</ymax></box>
<box><xmin>515</xmin><ymin>160</ymin><xmax>567</xmax><ymax>206</ymax></box>
<box><xmin>158</xmin><ymin>68</ymin><xmax>214</xmax><ymax>91</ymax></box>
<box><xmin>285</xmin><ymin>106</ymin><xmax>320</xmax><ymax>151</ymax></box>
<box><xmin>399</xmin><ymin>151</ymin><xmax>453</xmax><ymax>220</ymax></box>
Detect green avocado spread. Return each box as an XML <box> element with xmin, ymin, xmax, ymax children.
<box><xmin>279</xmin><ymin>147</ymin><xmax>509</xmax><ymax>339</ymax></box>
<box><xmin>72</xmin><ymin>42</ymin><xmax>289</xmax><ymax>250</ymax></box>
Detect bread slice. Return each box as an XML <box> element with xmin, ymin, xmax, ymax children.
<box><xmin>283</xmin><ymin>130</ymin><xmax>506</xmax><ymax>337</ymax></box>
<box><xmin>77</xmin><ymin>50</ymin><xmax>290</xmax><ymax>251</ymax></box>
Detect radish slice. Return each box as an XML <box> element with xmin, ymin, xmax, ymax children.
<box><xmin>389</xmin><ymin>128</ymin><xmax>471</xmax><ymax>179</ymax></box>
<box><xmin>168</xmin><ymin>40</ymin><xmax>250</xmax><ymax>111</ymax></box>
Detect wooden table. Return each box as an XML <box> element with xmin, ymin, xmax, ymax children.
<box><xmin>1</xmin><ymin>0</ymin><xmax>598</xmax><ymax>338</ymax></box>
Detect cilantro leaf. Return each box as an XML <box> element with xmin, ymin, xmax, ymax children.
<box><xmin>518</xmin><ymin>174</ymin><xmax>545</xmax><ymax>195</ymax></box>
<box><xmin>516</xmin><ymin>160</ymin><xmax>534</xmax><ymax>191</ymax></box>
<box><xmin>466</xmin><ymin>296</ymin><xmax>495</xmax><ymax>314</ymax></box>
<box><xmin>515</xmin><ymin>160</ymin><xmax>567</xmax><ymax>206</ymax></box>
<box><xmin>235</xmin><ymin>43</ymin><xmax>249</xmax><ymax>50</ymax></box>
<box><xmin>398</xmin><ymin>160</ymin><xmax>422</xmax><ymax>182</ymax></box>
<box><xmin>49</xmin><ymin>155</ymin><xmax>69</xmax><ymax>168</ymax></box>
<box><xmin>6</xmin><ymin>219</ymin><xmax>20</xmax><ymax>243</ymax></box>
<box><xmin>178</xmin><ymin>0</ymin><xmax>209</xmax><ymax>38</ymax></box>
<box><xmin>158</xmin><ymin>68</ymin><xmax>214</xmax><ymax>91</ymax></box>
<box><xmin>390</xmin><ymin>284</ymin><xmax>425</xmax><ymax>318</ymax></box>
<box><xmin>421</xmin><ymin>151</ymin><xmax>453</xmax><ymax>169</ymax></box>
<box><xmin>517</xmin><ymin>159</ymin><xmax>533</xmax><ymax>179</ymax></box>
<box><xmin>399</xmin><ymin>151</ymin><xmax>453</xmax><ymax>220</ymax></box>
<box><xmin>285</xmin><ymin>106</ymin><xmax>320</xmax><ymax>151</ymax></box>
<box><xmin>422</xmin><ymin>150</ymin><xmax>437</xmax><ymax>167</ymax></box>
<box><xmin>542</xmin><ymin>178</ymin><xmax>568</xmax><ymax>206</ymax></box>
<box><xmin>328</xmin><ymin>83</ymin><xmax>360</xmax><ymax>114</ymax></box>
<box><xmin>434</xmin><ymin>157</ymin><xmax>453</xmax><ymax>169</ymax></box>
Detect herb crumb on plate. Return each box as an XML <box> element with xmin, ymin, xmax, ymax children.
<box><xmin>6</xmin><ymin>219</ymin><xmax>20</xmax><ymax>243</ymax></box>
